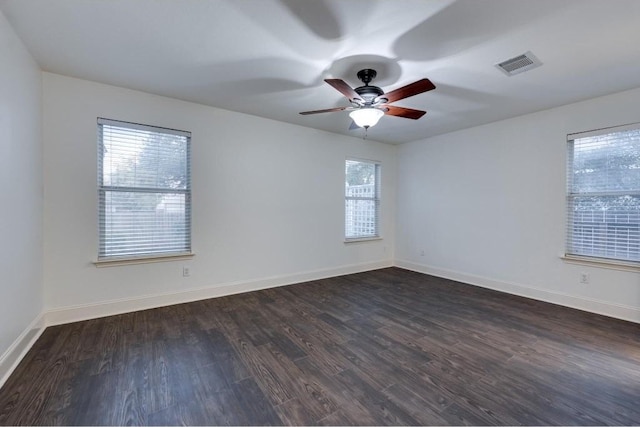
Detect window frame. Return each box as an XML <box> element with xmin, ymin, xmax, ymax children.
<box><xmin>344</xmin><ymin>158</ymin><xmax>381</xmax><ymax>242</ymax></box>
<box><xmin>96</xmin><ymin>117</ymin><xmax>192</xmax><ymax>265</ymax></box>
<box><xmin>564</xmin><ymin>122</ymin><xmax>640</xmax><ymax>270</ymax></box>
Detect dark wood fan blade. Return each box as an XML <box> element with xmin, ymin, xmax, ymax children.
<box><xmin>325</xmin><ymin>79</ymin><xmax>362</xmax><ymax>102</ymax></box>
<box><xmin>384</xmin><ymin>105</ymin><xmax>427</xmax><ymax>120</ymax></box>
<box><xmin>379</xmin><ymin>78</ymin><xmax>435</xmax><ymax>104</ymax></box>
<box><xmin>299</xmin><ymin>106</ymin><xmax>348</xmax><ymax>115</ymax></box>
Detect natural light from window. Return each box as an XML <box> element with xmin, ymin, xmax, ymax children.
<box><xmin>345</xmin><ymin>159</ymin><xmax>380</xmax><ymax>240</ymax></box>
<box><xmin>566</xmin><ymin>125</ymin><xmax>640</xmax><ymax>263</ymax></box>
<box><xmin>98</xmin><ymin>118</ymin><xmax>191</xmax><ymax>260</ymax></box>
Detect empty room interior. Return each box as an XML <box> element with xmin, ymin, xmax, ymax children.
<box><xmin>0</xmin><ymin>0</ymin><xmax>639</xmax><ymax>425</ymax></box>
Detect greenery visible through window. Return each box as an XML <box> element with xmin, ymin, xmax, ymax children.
<box><xmin>98</xmin><ymin>118</ymin><xmax>191</xmax><ymax>259</ymax></box>
<box><xmin>345</xmin><ymin>159</ymin><xmax>380</xmax><ymax>240</ymax></box>
<box><xmin>566</xmin><ymin>124</ymin><xmax>639</xmax><ymax>263</ymax></box>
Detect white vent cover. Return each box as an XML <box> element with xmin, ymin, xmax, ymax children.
<box><xmin>495</xmin><ymin>51</ymin><xmax>542</xmax><ymax>76</ymax></box>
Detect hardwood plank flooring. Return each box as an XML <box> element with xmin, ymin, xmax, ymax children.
<box><xmin>0</xmin><ymin>267</ymin><xmax>639</xmax><ymax>425</ymax></box>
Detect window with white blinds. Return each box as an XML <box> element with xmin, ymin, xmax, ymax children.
<box><xmin>98</xmin><ymin>118</ymin><xmax>191</xmax><ymax>260</ymax></box>
<box><xmin>566</xmin><ymin>123</ymin><xmax>640</xmax><ymax>263</ymax></box>
<box><xmin>345</xmin><ymin>159</ymin><xmax>380</xmax><ymax>240</ymax></box>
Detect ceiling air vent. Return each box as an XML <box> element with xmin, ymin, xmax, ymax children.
<box><xmin>495</xmin><ymin>51</ymin><xmax>542</xmax><ymax>76</ymax></box>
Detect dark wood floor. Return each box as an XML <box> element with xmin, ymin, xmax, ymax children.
<box><xmin>0</xmin><ymin>268</ymin><xmax>639</xmax><ymax>425</ymax></box>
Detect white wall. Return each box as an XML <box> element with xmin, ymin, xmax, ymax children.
<box><xmin>42</xmin><ymin>73</ymin><xmax>395</xmax><ymax>317</ymax></box>
<box><xmin>0</xmin><ymin>11</ymin><xmax>43</xmax><ymax>366</ymax></box>
<box><xmin>396</xmin><ymin>87</ymin><xmax>640</xmax><ymax>322</ymax></box>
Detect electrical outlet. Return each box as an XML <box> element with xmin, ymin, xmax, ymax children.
<box><xmin>580</xmin><ymin>272</ymin><xmax>589</xmax><ymax>284</ymax></box>
<box><xmin>183</xmin><ymin>266</ymin><xmax>191</xmax><ymax>277</ymax></box>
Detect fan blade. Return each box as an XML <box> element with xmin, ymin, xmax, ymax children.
<box><xmin>325</xmin><ymin>79</ymin><xmax>362</xmax><ymax>103</ymax></box>
<box><xmin>384</xmin><ymin>105</ymin><xmax>427</xmax><ymax>120</ymax></box>
<box><xmin>378</xmin><ymin>78</ymin><xmax>435</xmax><ymax>104</ymax></box>
<box><xmin>299</xmin><ymin>106</ymin><xmax>348</xmax><ymax>115</ymax></box>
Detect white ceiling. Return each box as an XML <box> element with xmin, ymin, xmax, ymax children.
<box><xmin>2</xmin><ymin>0</ymin><xmax>640</xmax><ymax>144</ymax></box>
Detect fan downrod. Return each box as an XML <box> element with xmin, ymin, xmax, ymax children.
<box><xmin>357</xmin><ymin>69</ymin><xmax>377</xmax><ymax>85</ymax></box>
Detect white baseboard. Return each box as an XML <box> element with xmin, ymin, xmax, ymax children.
<box><xmin>0</xmin><ymin>313</ymin><xmax>46</xmax><ymax>389</ymax></box>
<box><xmin>44</xmin><ymin>260</ymin><xmax>393</xmax><ymax>326</ymax></box>
<box><xmin>394</xmin><ymin>259</ymin><xmax>640</xmax><ymax>324</ymax></box>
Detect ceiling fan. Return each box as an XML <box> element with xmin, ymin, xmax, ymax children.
<box><xmin>300</xmin><ymin>69</ymin><xmax>436</xmax><ymax>129</ymax></box>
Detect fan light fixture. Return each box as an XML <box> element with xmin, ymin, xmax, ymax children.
<box><xmin>349</xmin><ymin>108</ymin><xmax>384</xmax><ymax>128</ymax></box>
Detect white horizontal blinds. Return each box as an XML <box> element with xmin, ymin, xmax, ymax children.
<box><xmin>98</xmin><ymin>118</ymin><xmax>191</xmax><ymax>259</ymax></box>
<box><xmin>566</xmin><ymin>125</ymin><xmax>640</xmax><ymax>262</ymax></box>
<box><xmin>345</xmin><ymin>159</ymin><xmax>380</xmax><ymax>239</ymax></box>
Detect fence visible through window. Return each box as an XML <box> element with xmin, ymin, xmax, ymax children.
<box><xmin>570</xmin><ymin>209</ymin><xmax>639</xmax><ymax>261</ymax></box>
<box><xmin>345</xmin><ymin>184</ymin><xmax>377</xmax><ymax>238</ymax></box>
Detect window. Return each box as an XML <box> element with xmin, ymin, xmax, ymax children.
<box><xmin>566</xmin><ymin>123</ymin><xmax>640</xmax><ymax>264</ymax></box>
<box><xmin>98</xmin><ymin>118</ymin><xmax>191</xmax><ymax>260</ymax></box>
<box><xmin>345</xmin><ymin>159</ymin><xmax>380</xmax><ymax>240</ymax></box>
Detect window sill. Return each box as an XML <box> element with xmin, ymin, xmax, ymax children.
<box><xmin>344</xmin><ymin>237</ymin><xmax>383</xmax><ymax>244</ymax></box>
<box><xmin>94</xmin><ymin>253</ymin><xmax>194</xmax><ymax>267</ymax></box>
<box><xmin>561</xmin><ymin>254</ymin><xmax>639</xmax><ymax>272</ymax></box>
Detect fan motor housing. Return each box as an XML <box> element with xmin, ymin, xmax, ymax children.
<box><xmin>354</xmin><ymin>69</ymin><xmax>384</xmax><ymax>103</ymax></box>
<box><xmin>355</xmin><ymin>85</ymin><xmax>384</xmax><ymax>101</ymax></box>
